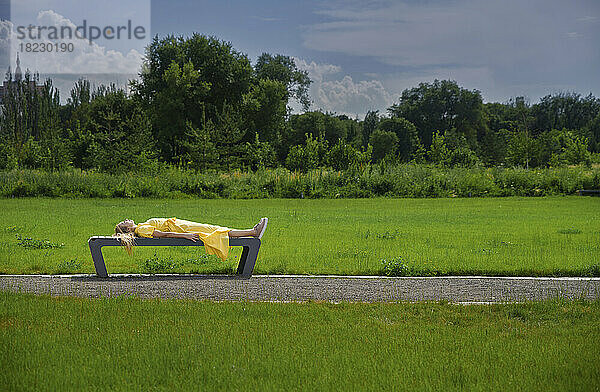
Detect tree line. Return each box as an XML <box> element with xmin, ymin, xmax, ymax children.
<box><xmin>1</xmin><ymin>34</ymin><xmax>599</xmax><ymax>173</ymax></box>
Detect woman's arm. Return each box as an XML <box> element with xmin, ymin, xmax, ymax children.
<box><xmin>152</xmin><ymin>230</ymin><xmax>199</xmax><ymax>242</ymax></box>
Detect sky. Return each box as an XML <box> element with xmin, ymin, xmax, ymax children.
<box><xmin>1</xmin><ymin>0</ymin><xmax>599</xmax><ymax>118</ymax></box>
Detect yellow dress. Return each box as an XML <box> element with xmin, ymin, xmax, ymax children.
<box><xmin>134</xmin><ymin>217</ymin><xmax>232</xmax><ymax>261</ymax></box>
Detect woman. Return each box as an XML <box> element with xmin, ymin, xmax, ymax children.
<box><xmin>114</xmin><ymin>217</ymin><xmax>268</xmax><ymax>261</ymax></box>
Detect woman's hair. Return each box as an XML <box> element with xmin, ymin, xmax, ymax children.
<box><xmin>113</xmin><ymin>222</ymin><xmax>136</xmax><ymax>255</ymax></box>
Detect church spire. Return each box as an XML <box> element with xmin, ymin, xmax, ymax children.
<box><xmin>14</xmin><ymin>54</ymin><xmax>22</xmax><ymax>81</ymax></box>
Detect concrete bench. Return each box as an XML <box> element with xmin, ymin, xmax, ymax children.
<box><xmin>88</xmin><ymin>236</ymin><xmax>261</xmax><ymax>278</ymax></box>
<box><xmin>577</xmin><ymin>189</ymin><xmax>600</xmax><ymax>196</ymax></box>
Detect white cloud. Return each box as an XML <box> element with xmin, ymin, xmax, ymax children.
<box><xmin>0</xmin><ymin>20</ymin><xmax>11</xmax><ymax>52</ymax></box>
<box><xmin>251</xmin><ymin>16</ymin><xmax>283</xmax><ymax>22</ymax></box>
<box><xmin>576</xmin><ymin>16</ymin><xmax>597</xmax><ymax>22</ymax></box>
<box><xmin>315</xmin><ymin>76</ymin><xmax>394</xmax><ymax>117</ymax></box>
<box><xmin>6</xmin><ymin>10</ymin><xmax>144</xmax><ymax>75</ymax></box>
<box><xmin>293</xmin><ymin>57</ymin><xmax>394</xmax><ymax>117</ymax></box>
<box><xmin>293</xmin><ymin>57</ymin><xmax>341</xmax><ymax>82</ymax></box>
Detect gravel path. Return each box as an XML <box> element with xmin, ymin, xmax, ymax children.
<box><xmin>2</xmin><ymin>274</ymin><xmax>600</xmax><ymax>303</ymax></box>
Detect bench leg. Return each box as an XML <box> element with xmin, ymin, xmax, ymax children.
<box><xmin>236</xmin><ymin>243</ymin><xmax>260</xmax><ymax>277</ymax></box>
<box><xmin>89</xmin><ymin>241</ymin><xmax>108</xmax><ymax>278</ymax></box>
<box><xmin>236</xmin><ymin>246</ymin><xmax>249</xmax><ymax>274</ymax></box>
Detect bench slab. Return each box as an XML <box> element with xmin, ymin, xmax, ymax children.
<box><xmin>577</xmin><ymin>189</ymin><xmax>600</xmax><ymax>196</ymax></box>
<box><xmin>88</xmin><ymin>236</ymin><xmax>261</xmax><ymax>278</ymax></box>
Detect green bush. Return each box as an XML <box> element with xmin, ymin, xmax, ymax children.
<box><xmin>370</xmin><ymin>129</ymin><xmax>398</xmax><ymax>162</ymax></box>
<box><xmin>326</xmin><ymin>140</ymin><xmax>369</xmax><ymax>171</ymax></box>
<box><xmin>285</xmin><ymin>134</ymin><xmax>327</xmax><ymax>172</ymax></box>
<box><xmin>1</xmin><ymin>164</ymin><xmax>598</xmax><ymax>199</ymax></box>
<box><xmin>54</xmin><ymin>259</ymin><xmax>83</xmax><ymax>274</ymax></box>
<box><xmin>0</xmin><ymin>144</ymin><xmax>17</xmax><ymax>170</ymax></box>
<box><xmin>380</xmin><ymin>256</ymin><xmax>440</xmax><ymax>276</ymax></box>
<box><xmin>16</xmin><ymin>234</ymin><xmax>64</xmax><ymax>249</ymax></box>
<box><xmin>243</xmin><ymin>133</ymin><xmax>277</xmax><ymax>170</ymax></box>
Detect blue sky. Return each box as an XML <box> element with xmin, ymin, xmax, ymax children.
<box><xmin>152</xmin><ymin>0</ymin><xmax>600</xmax><ymax>116</ymax></box>
<box><xmin>2</xmin><ymin>0</ymin><xmax>599</xmax><ymax>117</ymax></box>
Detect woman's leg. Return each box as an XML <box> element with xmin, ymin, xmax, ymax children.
<box><xmin>228</xmin><ymin>229</ymin><xmax>255</xmax><ymax>237</ymax></box>
<box><xmin>228</xmin><ymin>218</ymin><xmax>266</xmax><ymax>238</ymax></box>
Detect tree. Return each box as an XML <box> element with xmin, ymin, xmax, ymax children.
<box><xmin>362</xmin><ymin>110</ymin><xmax>379</xmax><ymax>148</ymax></box>
<box><xmin>376</xmin><ymin>117</ymin><xmax>419</xmax><ymax>162</ymax></box>
<box><xmin>0</xmin><ymin>71</ymin><xmax>67</xmax><ymax>169</ymax></box>
<box><xmin>506</xmin><ymin>131</ymin><xmax>537</xmax><ymax>168</ymax></box>
<box><xmin>483</xmin><ymin>98</ymin><xmax>535</xmax><ymax>135</ymax></box>
<box><xmin>369</xmin><ymin>129</ymin><xmax>398</xmax><ymax>162</ymax></box>
<box><xmin>243</xmin><ymin>133</ymin><xmax>276</xmax><ymax>170</ymax></box>
<box><xmin>428</xmin><ymin>129</ymin><xmax>478</xmax><ymax>167</ymax></box>
<box><xmin>254</xmin><ymin>53</ymin><xmax>311</xmax><ymax>111</ymax></box>
<box><xmin>81</xmin><ymin>90</ymin><xmax>155</xmax><ymax>173</ymax></box>
<box><xmin>288</xmin><ymin>111</ymin><xmax>348</xmax><ymax>149</ymax></box>
<box><xmin>288</xmin><ymin>111</ymin><xmax>325</xmax><ymax>147</ymax></box>
<box><xmin>428</xmin><ymin>131</ymin><xmax>450</xmax><ymax>166</ymax></box>
<box><xmin>326</xmin><ymin>140</ymin><xmax>370</xmax><ymax>170</ymax></box>
<box><xmin>0</xmin><ymin>143</ymin><xmax>17</xmax><ymax>169</ymax></box>
<box><xmin>38</xmin><ymin>79</ymin><xmax>69</xmax><ymax>170</ymax></box>
<box><xmin>322</xmin><ymin>113</ymin><xmax>347</xmax><ymax>143</ymax></box>
<box><xmin>388</xmin><ymin>80</ymin><xmax>487</xmax><ymax>149</ymax></box>
<box><xmin>531</xmin><ymin>92</ymin><xmax>600</xmax><ymax>133</ymax></box>
<box><xmin>285</xmin><ymin>133</ymin><xmax>325</xmax><ymax>172</ymax></box>
<box><xmin>478</xmin><ymin>127</ymin><xmax>509</xmax><ymax>166</ymax></box>
<box><xmin>481</xmin><ymin>97</ymin><xmax>534</xmax><ymax>165</ymax></box>
<box><xmin>208</xmin><ymin>101</ymin><xmax>247</xmax><ymax>170</ymax></box>
<box><xmin>582</xmin><ymin>112</ymin><xmax>600</xmax><ymax>153</ymax></box>
<box><xmin>68</xmin><ymin>78</ymin><xmax>91</xmax><ymax>108</ymax></box>
<box><xmin>132</xmin><ymin>34</ymin><xmax>254</xmax><ymax>163</ymax></box>
<box><xmin>559</xmin><ymin>131</ymin><xmax>591</xmax><ymax>166</ymax></box>
<box><xmin>337</xmin><ymin>115</ymin><xmax>362</xmax><ymax>147</ymax></box>
<box><xmin>242</xmin><ymin>79</ymin><xmax>288</xmax><ymax>146</ymax></box>
<box><xmin>180</xmin><ymin>120</ymin><xmax>219</xmax><ymax>171</ymax></box>
<box><xmin>151</xmin><ymin>61</ymin><xmax>209</xmax><ymax>162</ymax></box>
<box><xmin>541</xmin><ymin>129</ymin><xmax>591</xmax><ymax>167</ymax></box>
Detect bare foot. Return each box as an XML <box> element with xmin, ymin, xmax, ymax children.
<box><xmin>252</xmin><ymin>221</ymin><xmax>261</xmax><ymax>236</ymax></box>
<box><xmin>254</xmin><ymin>217</ymin><xmax>268</xmax><ymax>239</ymax></box>
<box><xmin>252</xmin><ymin>218</ymin><xmax>268</xmax><ymax>238</ymax></box>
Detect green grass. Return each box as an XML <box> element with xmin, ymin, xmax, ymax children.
<box><xmin>1</xmin><ymin>291</ymin><xmax>599</xmax><ymax>391</ymax></box>
<box><xmin>0</xmin><ymin>197</ymin><xmax>599</xmax><ymax>276</ymax></box>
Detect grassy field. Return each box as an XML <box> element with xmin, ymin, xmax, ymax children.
<box><xmin>0</xmin><ymin>197</ymin><xmax>599</xmax><ymax>276</ymax></box>
<box><xmin>1</xmin><ymin>291</ymin><xmax>598</xmax><ymax>391</ymax></box>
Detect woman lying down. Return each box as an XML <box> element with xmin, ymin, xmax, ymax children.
<box><xmin>113</xmin><ymin>217</ymin><xmax>268</xmax><ymax>261</ymax></box>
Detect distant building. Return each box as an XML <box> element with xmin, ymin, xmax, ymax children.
<box><xmin>0</xmin><ymin>54</ymin><xmax>45</xmax><ymax>104</ymax></box>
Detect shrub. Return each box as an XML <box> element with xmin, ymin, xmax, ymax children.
<box><xmin>380</xmin><ymin>256</ymin><xmax>441</xmax><ymax>276</ymax></box>
<box><xmin>381</xmin><ymin>257</ymin><xmax>410</xmax><ymax>276</ymax></box>
<box><xmin>55</xmin><ymin>259</ymin><xmax>83</xmax><ymax>274</ymax></box>
<box><xmin>370</xmin><ymin>129</ymin><xmax>398</xmax><ymax>162</ymax></box>
<box><xmin>586</xmin><ymin>264</ymin><xmax>600</xmax><ymax>277</ymax></box>
<box><xmin>285</xmin><ymin>134</ymin><xmax>325</xmax><ymax>172</ymax></box>
<box><xmin>140</xmin><ymin>255</ymin><xmax>180</xmax><ymax>274</ymax></box>
<box><xmin>448</xmin><ymin>146</ymin><xmax>480</xmax><ymax>168</ymax></box>
<box><xmin>1</xmin><ymin>164</ymin><xmax>598</xmax><ymax>199</ymax></box>
<box><xmin>377</xmin><ymin>117</ymin><xmax>419</xmax><ymax>161</ymax></box>
<box><xmin>326</xmin><ymin>141</ymin><xmax>369</xmax><ymax>171</ymax></box>
<box><xmin>428</xmin><ymin>131</ymin><xmax>450</xmax><ymax>166</ymax></box>
<box><xmin>243</xmin><ymin>133</ymin><xmax>277</xmax><ymax>170</ymax></box>
<box><xmin>16</xmin><ymin>234</ymin><xmax>64</xmax><ymax>249</ymax></box>
<box><xmin>0</xmin><ymin>144</ymin><xmax>17</xmax><ymax>170</ymax></box>
<box><xmin>560</xmin><ymin>131</ymin><xmax>591</xmax><ymax>166</ymax></box>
